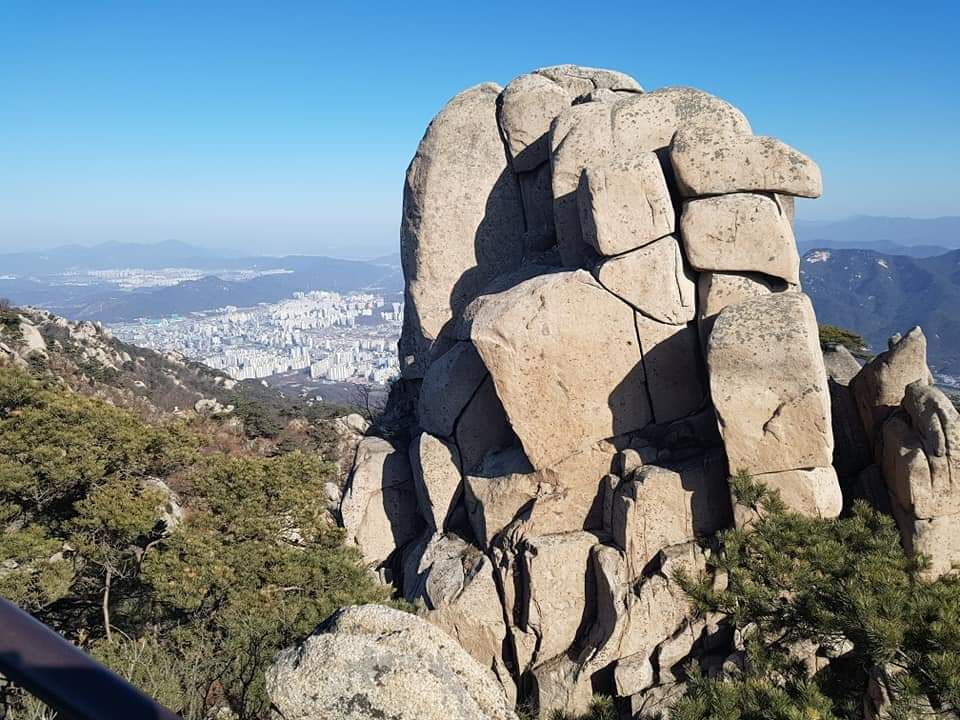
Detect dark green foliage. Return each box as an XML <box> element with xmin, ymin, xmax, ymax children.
<box><xmin>516</xmin><ymin>694</ymin><xmax>618</xmax><ymax>720</ymax></box>
<box><xmin>670</xmin><ymin>472</ymin><xmax>960</xmax><ymax>720</ymax></box>
<box><xmin>0</xmin><ymin>304</ymin><xmax>24</xmax><ymax>346</ymax></box>
<box><xmin>818</xmin><ymin>324</ymin><xmax>871</xmax><ymax>359</ymax></box>
<box><xmin>231</xmin><ymin>393</ymin><xmax>285</xmax><ymax>439</ymax></box>
<box><xmin>0</xmin><ymin>364</ymin><xmax>387</xmax><ymax>719</ymax></box>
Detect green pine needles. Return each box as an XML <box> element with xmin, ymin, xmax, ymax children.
<box><xmin>0</xmin><ymin>365</ymin><xmax>388</xmax><ymax>719</ymax></box>
<box><xmin>669</xmin><ymin>471</ymin><xmax>960</xmax><ymax>720</ymax></box>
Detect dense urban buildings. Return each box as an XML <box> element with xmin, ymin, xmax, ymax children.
<box><xmin>110</xmin><ymin>290</ymin><xmax>402</xmax><ymax>383</ymax></box>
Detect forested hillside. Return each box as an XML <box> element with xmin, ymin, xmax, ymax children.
<box><xmin>0</xmin><ymin>305</ymin><xmax>388</xmax><ymax>719</ymax></box>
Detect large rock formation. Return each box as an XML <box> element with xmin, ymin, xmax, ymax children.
<box><xmin>273</xmin><ymin>65</ymin><xmax>960</xmax><ymax>719</ymax></box>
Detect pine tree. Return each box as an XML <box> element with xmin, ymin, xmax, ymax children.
<box><xmin>670</xmin><ymin>472</ymin><xmax>960</xmax><ymax>719</ymax></box>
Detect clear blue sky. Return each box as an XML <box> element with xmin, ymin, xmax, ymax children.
<box><xmin>1</xmin><ymin>1</ymin><xmax>957</xmax><ymax>258</ymax></box>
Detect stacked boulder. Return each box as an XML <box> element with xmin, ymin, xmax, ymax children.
<box><xmin>339</xmin><ymin>65</ymin><xmax>842</xmax><ymax>718</ymax></box>
<box><xmin>847</xmin><ymin>329</ymin><xmax>960</xmax><ymax>578</ymax></box>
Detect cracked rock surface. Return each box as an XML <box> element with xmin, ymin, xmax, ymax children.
<box><xmin>268</xmin><ymin>64</ymin><xmax>954</xmax><ymax>719</ymax></box>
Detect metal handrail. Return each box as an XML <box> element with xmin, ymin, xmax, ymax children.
<box><xmin>0</xmin><ymin>597</ymin><xmax>181</xmax><ymax>720</ymax></box>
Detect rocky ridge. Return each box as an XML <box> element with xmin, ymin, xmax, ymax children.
<box><xmin>270</xmin><ymin>66</ymin><xmax>960</xmax><ymax>719</ymax></box>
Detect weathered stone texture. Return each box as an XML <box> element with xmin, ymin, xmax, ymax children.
<box><xmin>611</xmin><ymin>87</ymin><xmax>751</xmax><ymax>155</ymax></box>
<box><xmin>680</xmin><ymin>193</ymin><xmax>800</xmax><ymax>284</ymax></box>
<box><xmin>267</xmin><ymin>605</ymin><xmax>518</xmax><ymax>720</ymax></box>
<box><xmin>471</xmin><ymin>270</ymin><xmax>651</xmax><ymax>469</ymax></box>
<box><xmin>594</xmin><ymin>235</ymin><xmax>695</xmax><ymax>324</ymax></box>
<box><xmin>297</xmin><ymin>66</ymin><xmax>956</xmax><ymax>720</ymax></box>
<box><xmin>410</xmin><ymin>433</ymin><xmax>464</xmax><ymax>531</ymax></box>
<box><xmin>550</xmin><ymin>103</ymin><xmax>615</xmax><ymax>267</ymax></box>
<box><xmin>400</xmin><ymin>83</ymin><xmax>525</xmax><ymax>376</ymax></box>
<box><xmin>671</xmin><ymin>127</ymin><xmax>822</xmax><ymax>198</ymax></box>
<box><xmin>578</xmin><ymin>155</ymin><xmax>675</xmax><ymax>256</ymax></box>
<box><xmin>851</xmin><ymin>327</ymin><xmax>933</xmax><ymax>447</ymax></box>
<box><xmin>340</xmin><ymin>437</ymin><xmax>423</xmax><ymax>568</ymax></box>
<box><xmin>707</xmin><ymin>292</ymin><xmax>834</xmax><ymax>476</ymax></box>
<box><xmin>418</xmin><ymin>341</ymin><xmax>488</xmax><ymax>438</ymax></box>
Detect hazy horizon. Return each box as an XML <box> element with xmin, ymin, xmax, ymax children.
<box><xmin>1</xmin><ymin>2</ymin><xmax>958</xmax><ymax>256</ymax></box>
<box><xmin>4</xmin><ymin>212</ymin><xmax>960</xmax><ymax>261</ymax></box>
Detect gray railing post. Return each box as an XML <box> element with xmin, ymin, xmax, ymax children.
<box><xmin>0</xmin><ymin>597</ymin><xmax>181</xmax><ymax>720</ymax></box>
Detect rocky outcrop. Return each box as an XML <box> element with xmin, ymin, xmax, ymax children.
<box><xmin>706</xmin><ymin>292</ymin><xmax>836</xmax><ymax>504</ymax></box>
<box><xmin>410</xmin><ymin>433</ymin><xmax>464</xmax><ymax>531</ymax></box>
<box><xmin>822</xmin><ymin>345</ymin><xmax>874</xmax><ymax>492</ymax></box>
<box><xmin>594</xmin><ymin>235</ymin><xmax>695</xmax><ymax>324</ymax></box>
<box><xmin>670</xmin><ymin>127</ymin><xmax>823</xmax><ymax>198</ymax></box>
<box><xmin>848</xmin><ymin>329</ymin><xmax>960</xmax><ymax>578</ymax></box>
<box><xmin>470</xmin><ymin>270</ymin><xmax>650</xmax><ymax>469</ymax></box>
<box><xmin>317</xmin><ymin>64</ymin><xmax>868</xmax><ymax>718</ymax></box>
<box><xmin>550</xmin><ymin>87</ymin><xmax>750</xmax><ymax>268</ymax></box>
<box><xmin>851</xmin><ymin>327</ymin><xmax>934</xmax><ymax>450</ymax></box>
<box><xmin>578</xmin><ymin>155</ymin><xmax>675</xmax><ymax>257</ymax></box>
<box><xmin>680</xmin><ymin>193</ymin><xmax>799</xmax><ymax>284</ymax></box>
<box><xmin>697</xmin><ymin>271</ymin><xmax>787</xmax><ymax>342</ymax></box>
<box><xmin>418</xmin><ymin>341</ymin><xmax>489</xmax><ymax>437</ymax></box>
<box><xmin>881</xmin><ymin>381</ymin><xmax>960</xmax><ymax>577</ymax></box>
<box><xmin>339</xmin><ymin>437</ymin><xmax>423</xmax><ymax>572</ymax></box>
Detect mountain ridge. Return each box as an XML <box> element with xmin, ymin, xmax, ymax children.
<box><xmin>800</xmin><ymin>246</ymin><xmax>960</xmax><ymax>377</ymax></box>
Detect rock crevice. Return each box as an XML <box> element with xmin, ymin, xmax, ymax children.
<box><xmin>268</xmin><ymin>64</ymin><xmax>957</xmax><ymax>720</ymax></box>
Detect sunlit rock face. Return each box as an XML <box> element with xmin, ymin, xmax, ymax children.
<box><xmin>309</xmin><ymin>64</ymin><xmax>960</xmax><ymax>720</ymax></box>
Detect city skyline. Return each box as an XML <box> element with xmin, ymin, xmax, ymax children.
<box><xmin>109</xmin><ymin>289</ymin><xmax>402</xmax><ymax>385</ymax></box>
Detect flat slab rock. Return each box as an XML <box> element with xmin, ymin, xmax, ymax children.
<box><xmin>578</xmin><ymin>155</ymin><xmax>675</xmax><ymax>257</ymax></box>
<box><xmin>707</xmin><ymin>291</ymin><xmax>834</xmax><ymax>475</ymax></box>
<box><xmin>594</xmin><ymin>235</ymin><xmax>695</xmax><ymax>324</ymax></box>
<box><xmin>470</xmin><ymin>269</ymin><xmax>651</xmax><ymax>469</ymax></box>
<box><xmin>267</xmin><ymin>604</ymin><xmax>518</xmax><ymax>720</ymax></box>
<box><xmin>680</xmin><ymin>193</ymin><xmax>799</xmax><ymax>284</ymax></box>
<box><xmin>670</xmin><ymin>126</ymin><xmax>822</xmax><ymax>198</ymax></box>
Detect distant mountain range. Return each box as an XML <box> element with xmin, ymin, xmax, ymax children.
<box><xmin>5</xmin><ymin>234</ymin><xmax>960</xmax><ymax>375</ymax></box>
<box><xmin>0</xmin><ymin>240</ymin><xmax>240</xmax><ymax>274</ymax></box>
<box><xmin>800</xmin><ymin>247</ymin><xmax>960</xmax><ymax>377</ymax></box>
<box><xmin>795</xmin><ymin>216</ymin><xmax>960</xmax><ymax>257</ymax></box>
<box><xmin>0</xmin><ymin>242</ymin><xmax>403</xmax><ymax>321</ymax></box>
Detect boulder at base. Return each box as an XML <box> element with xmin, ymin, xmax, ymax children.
<box><xmin>267</xmin><ymin>604</ymin><xmax>518</xmax><ymax>720</ymax></box>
